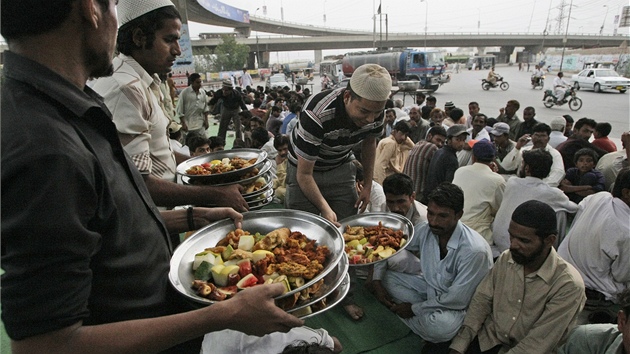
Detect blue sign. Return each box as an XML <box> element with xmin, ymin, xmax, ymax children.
<box><xmin>196</xmin><ymin>0</ymin><xmax>250</xmax><ymax>23</ymax></box>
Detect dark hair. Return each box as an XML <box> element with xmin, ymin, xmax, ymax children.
<box><xmin>393</xmin><ymin>121</ymin><xmax>411</xmax><ymax>134</ymax></box>
<box><xmin>273</xmin><ymin>134</ymin><xmax>290</xmax><ymax>150</ymax></box>
<box><xmin>386</xmin><ymin>109</ymin><xmax>396</xmax><ymax>116</ymax></box>
<box><xmin>562</xmin><ymin>114</ymin><xmax>574</xmax><ymax>124</ymax></box>
<box><xmin>280</xmin><ymin>340</ymin><xmax>335</xmax><ymax>354</ymax></box>
<box><xmin>427</xmin><ymin>126</ymin><xmax>447</xmax><ymax>139</ymax></box>
<box><xmin>416</xmin><ymin>92</ymin><xmax>426</xmax><ymax>99</ymax></box>
<box><xmin>117</xmin><ymin>6</ymin><xmax>181</xmax><ymax>55</ymax></box>
<box><xmin>1</xmin><ymin>0</ymin><xmax>110</xmax><ymax>40</ymax></box>
<box><xmin>573</xmin><ymin>148</ymin><xmax>599</xmax><ymax>166</ymax></box>
<box><xmin>532</xmin><ymin>123</ymin><xmax>551</xmax><ymax>136</ymax></box>
<box><xmin>295</xmin><ymin>84</ymin><xmax>302</xmax><ymax>91</ymax></box>
<box><xmin>186</xmin><ymin>134</ymin><xmax>209</xmax><ymax>152</ymax></box>
<box><xmin>426</xmin><ymin>96</ymin><xmax>437</xmax><ymax>103</ymax></box>
<box><xmin>507</xmin><ymin>99</ymin><xmax>520</xmax><ymax>110</ymax></box>
<box><xmin>522</xmin><ymin>149</ymin><xmax>553</xmax><ymax>179</ymax></box>
<box><xmin>253</xmin><ymin>99</ymin><xmax>263</xmax><ymax>109</ymax></box>
<box><xmin>250</xmin><ymin>116</ymin><xmax>265</xmax><ymax>126</ymax></box>
<box><xmin>612</xmin><ymin>167</ymin><xmax>630</xmax><ymax>199</ymax></box>
<box><xmin>595</xmin><ymin>122</ymin><xmax>612</xmax><ymax>137</ymax></box>
<box><xmin>473</xmin><ymin>113</ymin><xmax>488</xmax><ymax>124</ymax></box>
<box><xmin>383</xmin><ymin>173</ymin><xmax>414</xmax><ymax>196</ymax></box>
<box><xmin>251</xmin><ymin>127</ymin><xmax>270</xmax><ymax>147</ymax></box>
<box><xmin>574</xmin><ymin>117</ymin><xmax>597</xmax><ymax>131</ymax></box>
<box><xmin>449</xmin><ymin>108</ymin><xmax>464</xmax><ymax>120</ymax></box>
<box><xmin>511</xmin><ymin>200</ymin><xmax>557</xmax><ymax>239</ymax></box>
<box><xmin>271</xmin><ymin>106</ymin><xmax>282</xmax><ymax>113</ymax></box>
<box><xmin>289</xmin><ymin>101</ymin><xmax>302</xmax><ymax>114</ymax></box>
<box><xmin>524</xmin><ymin>106</ymin><xmax>536</xmax><ymax>114</ymax></box>
<box><xmin>468</xmin><ymin>101</ymin><xmax>479</xmax><ymax>107</ymax></box>
<box><xmin>427</xmin><ymin>182</ymin><xmax>464</xmax><ymax>214</ymax></box>
<box><xmin>188</xmin><ymin>73</ymin><xmax>201</xmax><ymax>86</ymax></box>
<box><xmin>208</xmin><ymin>136</ymin><xmax>225</xmax><ymax>149</ymax></box>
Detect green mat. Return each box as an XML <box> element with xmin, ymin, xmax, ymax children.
<box><xmin>305</xmin><ymin>280</ymin><xmax>421</xmax><ymax>354</ymax></box>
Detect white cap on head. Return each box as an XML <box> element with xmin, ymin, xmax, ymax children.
<box><xmin>117</xmin><ymin>0</ymin><xmax>176</xmax><ymax>28</ymax></box>
<box><xmin>550</xmin><ymin>117</ymin><xmax>567</xmax><ymax>132</ymax></box>
<box><xmin>349</xmin><ymin>64</ymin><xmax>392</xmax><ymax>101</ymax></box>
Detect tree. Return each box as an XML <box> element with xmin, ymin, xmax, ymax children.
<box><xmin>211</xmin><ymin>34</ymin><xmax>250</xmax><ymax>71</ymax></box>
<box><xmin>192</xmin><ymin>46</ymin><xmax>214</xmax><ymax>73</ymax></box>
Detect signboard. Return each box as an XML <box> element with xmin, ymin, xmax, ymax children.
<box><xmin>620</xmin><ymin>6</ymin><xmax>630</xmax><ymax>28</ymax></box>
<box><xmin>196</xmin><ymin>0</ymin><xmax>250</xmax><ymax>23</ymax></box>
<box><xmin>171</xmin><ymin>23</ymin><xmax>196</xmax><ymax>90</ymax></box>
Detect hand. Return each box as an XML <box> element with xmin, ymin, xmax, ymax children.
<box><xmin>202</xmin><ymin>184</ymin><xmax>249</xmax><ymax>212</ymax></box>
<box><xmin>181</xmin><ymin>121</ymin><xmax>188</xmax><ymax>132</ymax></box>
<box><xmin>195</xmin><ymin>207</ymin><xmax>243</xmax><ymax>230</ymax></box>
<box><xmin>516</xmin><ymin>134</ymin><xmax>530</xmax><ymax>150</ymax></box>
<box><xmin>390</xmin><ymin>302</ymin><xmax>414</xmax><ymax>319</ymax></box>
<box><xmin>499</xmin><ymin>107</ymin><xmax>505</xmax><ymax>116</ymax></box>
<box><xmin>371</xmin><ymin>281</ymin><xmax>395</xmax><ymax>308</ymax></box>
<box><xmin>621</xmin><ymin>131</ymin><xmax>630</xmax><ymax>149</ymax></box>
<box><xmin>218</xmin><ymin>283</ymin><xmax>304</xmax><ymax>336</ymax></box>
<box><xmin>203</xmin><ymin>119</ymin><xmax>209</xmax><ymax>130</ymax></box>
<box><xmin>321</xmin><ymin>209</ymin><xmax>340</xmax><ymax>228</ymax></box>
<box><xmin>355</xmin><ymin>182</ymin><xmax>372</xmax><ymax>214</ymax></box>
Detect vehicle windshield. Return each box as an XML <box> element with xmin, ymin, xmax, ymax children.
<box><xmin>426</xmin><ymin>52</ymin><xmax>445</xmax><ymax>66</ymax></box>
<box><xmin>597</xmin><ymin>70</ymin><xmax>620</xmax><ymax>77</ymax></box>
<box><xmin>271</xmin><ymin>75</ymin><xmax>286</xmax><ymax>82</ymax></box>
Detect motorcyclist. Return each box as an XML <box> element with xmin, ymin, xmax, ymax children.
<box><xmin>487</xmin><ymin>66</ymin><xmax>499</xmax><ymax>86</ymax></box>
<box><xmin>531</xmin><ymin>65</ymin><xmax>545</xmax><ymax>86</ymax></box>
<box><xmin>553</xmin><ymin>72</ymin><xmax>571</xmax><ymax>103</ymax></box>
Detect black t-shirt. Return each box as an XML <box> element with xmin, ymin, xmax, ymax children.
<box><xmin>1</xmin><ymin>52</ymin><xmax>193</xmax><ymax>350</ymax></box>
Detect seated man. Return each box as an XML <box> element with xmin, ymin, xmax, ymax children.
<box><xmin>558</xmin><ymin>288</ymin><xmax>630</xmax><ymax>354</ymax></box>
<box><xmin>186</xmin><ymin>134</ymin><xmax>210</xmax><ymax>157</ymax></box>
<box><xmin>372</xmin><ymin>183</ymin><xmax>493</xmax><ymax>351</ymax></box>
<box><xmin>382</xmin><ymin>172</ymin><xmax>428</xmax><ymax>225</ymax></box>
<box><xmin>373</xmin><ymin>121</ymin><xmax>414</xmax><ymax>184</ymax></box>
<box><xmin>449</xmin><ymin>200</ymin><xmax>586</xmax><ymax>354</ymax></box>
<box><xmin>558</xmin><ymin>168</ymin><xmax>630</xmax><ymax>305</ymax></box>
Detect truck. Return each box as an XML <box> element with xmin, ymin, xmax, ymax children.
<box><xmin>466</xmin><ymin>55</ymin><xmax>496</xmax><ymax>70</ymax></box>
<box><xmin>341</xmin><ymin>49</ymin><xmax>449</xmax><ymax>92</ymax></box>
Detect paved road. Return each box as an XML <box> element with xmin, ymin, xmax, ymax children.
<box><xmin>391</xmin><ymin>65</ymin><xmax>629</xmax><ymax>147</ymax></box>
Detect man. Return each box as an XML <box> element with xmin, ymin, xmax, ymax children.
<box><xmin>374</xmin><ymin>121</ymin><xmax>415</xmax><ymax>184</ymax></box>
<box><xmin>444</xmin><ymin>101</ymin><xmax>456</xmax><ymax>117</ymax></box>
<box><xmin>453</xmin><ymin>140</ymin><xmax>506</xmax><ymax>247</ymax></box>
<box><xmin>553</xmin><ymin>71</ymin><xmax>571</xmax><ymax>103</ymax></box>
<box><xmin>382</xmin><ymin>109</ymin><xmax>397</xmax><ymax>139</ymax></box>
<box><xmin>422</xmin><ymin>96</ymin><xmax>437</xmax><ymax>120</ymax></box>
<box><xmin>531</xmin><ymin>65</ymin><xmax>545</xmax><ymax>86</ymax></box>
<box><xmin>513</xmin><ymin>106</ymin><xmax>539</xmax><ymax>140</ymax></box>
<box><xmin>465</xmin><ymin>101</ymin><xmax>480</xmax><ymax>128</ymax></box>
<box><xmin>493</xmin><ymin>149</ymin><xmax>578</xmax><ymax>257</ymax></box>
<box><xmin>501</xmin><ymin>123</ymin><xmax>566</xmax><ymax>187</ymax></box>
<box><xmin>487</xmin><ymin>67</ymin><xmax>498</xmax><ymax>86</ymax></box>
<box><xmin>597</xmin><ymin>132</ymin><xmax>630</xmax><ymax>191</ymax></box>
<box><xmin>286</xmin><ymin>63</ymin><xmax>391</xmax><ymax>225</ymax></box>
<box><xmin>449</xmin><ymin>200</ymin><xmax>586</xmax><ymax>354</ymax></box>
<box><xmin>558</xmin><ymin>289</ymin><xmax>630</xmax><ymax>354</ymax></box>
<box><xmin>176</xmin><ymin>73</ymin><xmax>209</xmax><ymax>138</ymax></box>
<box><xmin>239</xmin><ymin>67</ymin><xmax>253</xmax><ymax>88</ymax></box>
<box><xmin>556</xmin><ymin>117</ymin><xmax>608</xmax><ymax>171</ymax></box>
<box><xmin>91</xmin><ymin>0</ymin><xmax>247</xmax><ymax>211</ymax></box>
<box><xmin>558</xmin><ymin>168</ymin><xmax>630</xmax><ymax>304</ymax></box>
<box><xmin>0</xmin><ymin>0</ymin><xmax>302</xmax><ymax>352</ymax></box>
<box><xmin>549</xmin><ymin>116</ymin><xmax>568</xmax><ymax>149</ymax></box>
<box><xmin>491</xmin><ymin>122</ymin><xmax>518</xmax><ymax>175</ymax></box>
<box><xmin>416</xmin><ymin>91</ymin><xmax>426</xmax><ymax>107</ymax></box>
<box><xmin>372</xmin><ymin>183</ymin><xmax>492</xmax><ymax>351</ymax></box>
<box><xmin>468</xmin><ymin>113</ymin><xmax>490</xmax><ymax>141</ymax></box>
<box><xmin>403</xmin><ymin>126</ymin><xmax>447</xmax><ymax>203</ymax></box>
<box><xmin>496</xmin><ymin>100</ymin><xmax>521</xmax><ymax>141</ymax></box>
<box><xmin>408</xmin><ymin>106</ymin><xmax>430</xmax><ymax>143</ymax></box>
<box><xmin>281</xmin><ymin>101</ymin><xmax>300</xmax><ymax>135</ymax></box>
<box><xmin>424</xmin><ymin>125</ymin><xmax>469</xmax><ymax>204</ymax></box>
<box><xmin>382</xmin><ymin>173</ymin><xmax>428</xmax><ymax>225</ymax></box>
<box><xmin>186</xmin><ymin>134</ymin><xmax>211</xmax><ymax>157</ymax></box>
<box><xmin>266</xmin><ymin>105</ymin><xmax>283</xmax><ymax>137</ymax></box>
<box><xmin>209</xmin><ymin>80</ymin><xmax>248</xmax><ymax>141</ymax></box>
<box><xmin>250</xmin><ymin>98</ymin><xmax>267</xmax><ymax>119</ymax></box>
<box><xmin>564</xmin><ymin>114</ymin><xmax>575</xmax><ymax>138</ymax></box>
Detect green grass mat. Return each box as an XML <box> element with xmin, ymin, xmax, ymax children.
<box><xmin>305</xmin><ymin>281</ymin><xmax>414</xmax><ymax>354</ymax></box>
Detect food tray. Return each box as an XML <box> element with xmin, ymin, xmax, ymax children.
<box><xmin>247</xmin><ymin>194</ymin><xmax>274</xmax><ymax>210</ymax></box>
<box><xmin>244</xmin><ymin>185</ymin><xmax>274</xmax><ymax>202</ymax></box>
<box><xmin>176</xmin><ymin>149</ymin><xmax>267</xmax><ymax>182</ymax></box>
<box><xmin>338</xmin><ymin>212</ymin><xmax>414</xmax><ymax>267</ymax></box>
<box><xmin>169</xmin><ymin>210</ymin><xmax>345</xmax><ymax>306</ymax></box>
<box><xmin>297</xmin><ymin>272</ymin><xmax>350</xmax><ymax>320</ymax></box>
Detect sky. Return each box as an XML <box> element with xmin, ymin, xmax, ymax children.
<box><xmin>185</xmin><ymin>0</ymin><xmax>629</xmax><ymax>62</ymax></box>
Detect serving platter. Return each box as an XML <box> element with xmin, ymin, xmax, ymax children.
<box><xmin>176</xmin><ymin>149</ymin><xmax>267</xmax><ymax>182</ymax></box>
<box><xmin>296</xmin><ymin>273</ymin><xmax>350</xmax><ymax>320</ymax></box>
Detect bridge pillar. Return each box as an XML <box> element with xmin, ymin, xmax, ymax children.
<box><xmin>314</xmin><ymin>50</ymin><xmax>323</xmax><ymax>65</ymax></box>
<box><xmin>500</xmin><ymin>46</ymin><xmax>515</xmax><ymax>63</ymax></box>
<box><xmin>247</xmin><ymin>52</ymin><xmax>256</xmax><ymax>70</ymax></box>
<box><xmin>477</xmin><ymin>47</ymin><xmax>486</xmax><ymax>55</ymax></box>
<box><xmin>261</xmin><ymin>52</ymin><xmax>270</xmax><ymax>68</ymax></box>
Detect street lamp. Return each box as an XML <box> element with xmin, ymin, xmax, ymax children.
<box><xmin>599</xmin><ymin>5</ymin><xmax>609</xmax><ymax>35</ymax></box>
<box><xmin>254</xmin><ymin>8</ymin><xmax>260</xmax><ymax>69</ymax></box>
<box><xmin>421</xmin><ymin>0</ymin><xmax>428</xmax><ymax>51</ymax></box>
<box><xmin>477</xmin><ymin>8</ymin><xmax>480</xmax><ymax>35</ymax></box>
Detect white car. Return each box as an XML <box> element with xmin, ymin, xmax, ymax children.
<box><xmin>571</xmin><ymin>68</ymin><xmax>630</xmax><ymax>93</ymax></box>
<box><xmin>266</xmin><ymin>73</ymin><xmax>291</xmax><ymax>90</ymax></box>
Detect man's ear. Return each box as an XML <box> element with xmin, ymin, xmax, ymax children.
<box><xmin>617</xmin><ymin>310</ymin><xmax>626</xmax><ymax>332</ymax></box>
<box><xmin>79</xmin><ymin>0</ymin><xmax>100</xmax><ymax>29</ymax></box>
<box><xmin>132</xmin><ymin>28</ymin><xmax>146</xmax><ymax>48</ymax></box>
<box><xmin>545</xmin><ymin>234</ymin><xmax>557</xmax><ymax>248</ymax></box>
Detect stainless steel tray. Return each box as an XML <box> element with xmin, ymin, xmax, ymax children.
<box><xmin>297</xmin><ymin>272</ymin><xmax>350</xmax><ymax>320</ymax></box>
<box><xmin>338</xmin><ymin>212</ymin><xmax>414</xmax><ymax>267</ymax></box>
<box><xmin>176</xmin><ymin>149</ymin><xmax>267</xmax><ymax>181</ymax></box>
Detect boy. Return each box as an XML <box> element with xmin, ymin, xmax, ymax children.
<box><xmin>186</xmin><ymin>134</ymin><xmax>211</xmax><ymax>157</ymax></box>
<box><xmin>560</xmin><ymin>148</ymin><xmax>606</xmax><ymax>203</ymax></box>
<box><xmin>592</xmin><ymin>122</ymin><xmax>618</xmax><ymax>153</ymax></box>
<box><xmin>208</xmin><ymin>136</ymin><xmax>225</xmax><ymax>152</ymax></box>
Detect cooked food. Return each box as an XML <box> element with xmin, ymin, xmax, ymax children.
<box><xmin>185</xmin><ymin>157</ymin><xmax>258</xmax><ymax>175</ymax></box>
<box><xmin>344</xmin><ymin>222</ymin><xmax>407</xmax><ymax>265</ymax></box>
<box><xmin>191</xmin><ymin>227</ymin><xmax>330</xmax><ymax>309</ymax></box>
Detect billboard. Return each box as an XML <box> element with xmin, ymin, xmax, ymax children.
<box><xmin>195</xmin><ymin>0</ymin><xmax>250</xmax><ymax>24</ymax></box>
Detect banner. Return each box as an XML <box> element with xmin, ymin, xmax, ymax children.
<box><xmin>172</xmin><ymin>23</ymin><xmax>196</xmax><ymax>90</ymax></box>
<box><xmin>196</xmin><ymin>0</ymin><xmax>250</xmax><ymax>23</ymax></box>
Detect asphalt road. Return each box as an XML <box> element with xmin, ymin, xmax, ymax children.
<box><xmin>391</xmin><ymin>65</ymin><xmax>629</xmax><ymax>147</ymax></box>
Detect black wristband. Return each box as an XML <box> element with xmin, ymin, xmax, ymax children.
<box><xmin>187</xmin><ymin>207</ymin><xmax>195</xmax><ymax>230</ymax></box>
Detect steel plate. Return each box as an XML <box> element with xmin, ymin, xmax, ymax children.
<box><xmin>296</xmin><ymin>273</ymin><xmax>350</xmax><ymax>320</ymax></box>
<box><xmin>337</xmin><ymin>212</ymin><xmax>414</xmax><ymax>267</ymax></box>
<box><xmin>247</xmin><ymin>194</ymin><xmax>274</xmax><ymax>210</ymax></box>
<box><xmin>244</xmin><ymin>185</ymin><xmax>274</xmax><ymax>202</ymax></box>
<box><xmin>169</xmin><ymin>210</ymin><xmax>345</xmax><ymax>306</ymax></box>
<box><xmin>176</xmin><ymin>149</ymin><xmax>267</xmax><ymax>181</ymax></box>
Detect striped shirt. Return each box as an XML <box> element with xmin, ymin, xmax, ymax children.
<box><xmin>403</xmin><ymin>140</ymin><xmax>439</xmax><ymax>202</ymax></box>
<box><xmin>288</xmin><ymin>88</ymin><xmax>383</xmax><ymax>171</ymax></box>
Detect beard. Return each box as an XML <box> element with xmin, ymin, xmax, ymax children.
<box><xmin>85</xmin><ymin>45</ymin><xmax>114</xmax><ymax>79</ymax></box>
<box><xmin>510</xmin><ymin>242</ymin><xmax>545</xmax><ymax>266</ymax></box>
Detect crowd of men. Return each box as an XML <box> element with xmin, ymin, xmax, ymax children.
<box><xmin>2</xmin><ymin>0</ymin><xmax>629</xmax><ymax>353</ymax></box>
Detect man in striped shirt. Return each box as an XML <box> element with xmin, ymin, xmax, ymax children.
<box><xmin>286</xmin><ymin>64</ymin><xmax>392</xmax><ymax>225</ymax></box>
<box><xmin>403</xmin><ymin>126</ymin><xmax>447</xmax><ymax>204</ymax></box>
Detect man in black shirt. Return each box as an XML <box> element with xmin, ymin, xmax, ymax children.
<box><xmin>210</xmin><ymin>80</ymin><xmax>249</xmax><ymax>141</ymax></box>
<box><xmin>423</xmin><ymin>125</ymin><xmax>469</xmax><ymax>203</ymax></box>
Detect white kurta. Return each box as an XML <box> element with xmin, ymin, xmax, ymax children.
<box><xmin>558</xmin><ymin>192</ymin><xmax>630</xmax><ymax>301</ymax></box>
<box><xmin>500</xmin><ymin>144</ymin><xmax>565</xmax><ymax>187</ymax></box>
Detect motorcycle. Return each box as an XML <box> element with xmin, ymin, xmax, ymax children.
<box><xmin>542</xmin><ymin>87</ymin><xmax>582</xmax><ymax>111</ymax></box>
<box><xmin>481</xmin><ymin>75</ymin><xmax>509</xmax><ymax>91</ymax></box>
<box><xmin>531</xmin><ymin>75</ymin><xmax>545</xmax><ymax>90</ymax></box>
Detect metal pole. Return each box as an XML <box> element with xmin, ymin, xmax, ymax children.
<box><xmin>599</xmin><ymin>5</ymin><xmax>609</xmax><ymax>35</ymax></box>
<box><xmin>421</xmin><ymin>0</ymin><xmax>428</xmax><ymax>51</ymax></box>
<box><xmin>559</xmin><ymin>0</ymin><xmax>574</xmax><ymax>72</ymax></box>
<box><xmin>255</xmin><ymin>8</ymin><xmax>260</xmax><ymax>69</ymax></box>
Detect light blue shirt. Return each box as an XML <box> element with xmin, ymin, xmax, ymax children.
<box><xmin>558</xmin><ymin>324</ymin><xmax>623</xmax><ymax>354</ymax></box>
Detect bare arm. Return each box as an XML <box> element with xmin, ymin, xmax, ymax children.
<box><xmin>143</xmin><ymin>174</ymin><xmax>248</xmax><ymax>212</ymax></box>
<box><xmin>173</xmin><ymin>151</ymin><xmax>190</xmax><ymax>165</ymax></box>
<box><xmin>295</xmin><ymin>156</ymin><xmax>337</xmax><ymax>225</ymax></box>
<box><xmin>160</xmin><ymin>207</ymin><xmax>242</xmax><ymax>234</ymax></box>
<box><xmin>357</xmin><ymin>136</ymin><xmax>377</xmax><ymax>213</ymax></box>
<box><xmin>11</xmin><ymin>283</ymin><xmax>303</xmax><ymax>354</ymax></box>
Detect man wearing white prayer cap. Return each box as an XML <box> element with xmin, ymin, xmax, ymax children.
<box><xmin>92</xmin><ymin>0</ymin><xmax>248</xmax><ymax>212</ymax></box>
